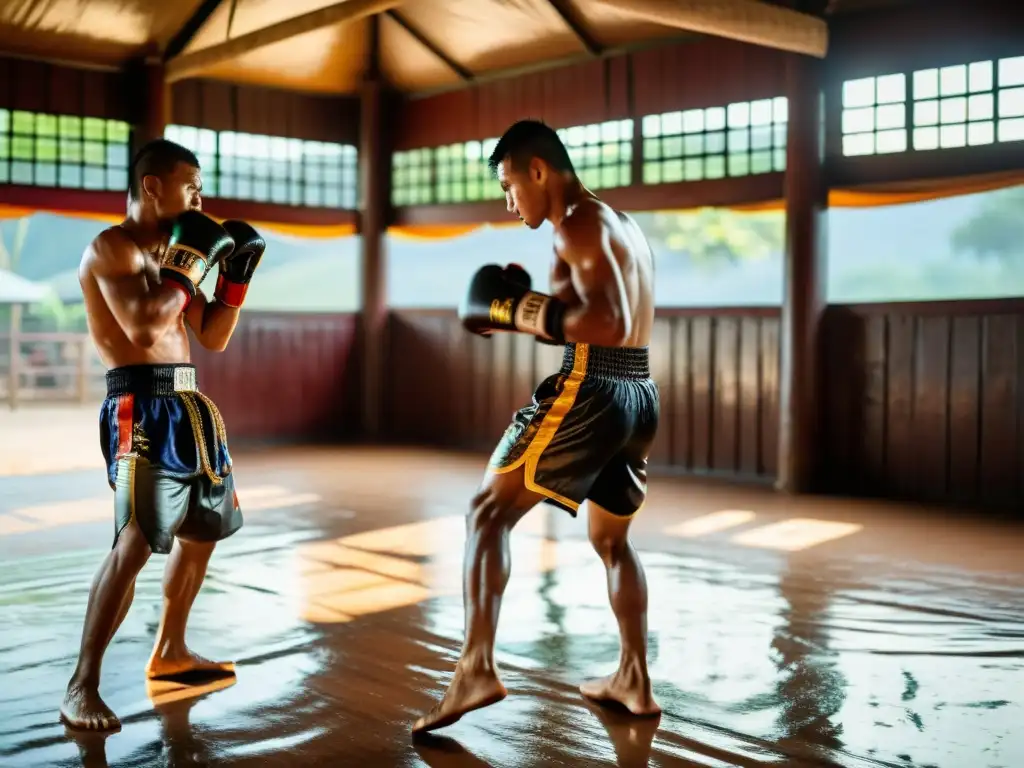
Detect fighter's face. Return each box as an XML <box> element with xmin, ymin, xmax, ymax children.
<box><xmin>497</xmin><ymin>156</ymin><xmax>547</xmax><ymax>230</ymax></box>
<box><xmin>144</xmin><ymin>162</ymin><xmax>203</xmax><ymax>224</ymax></box>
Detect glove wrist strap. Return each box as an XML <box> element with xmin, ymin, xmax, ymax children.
<box><xmin>215</xmin><ymin>274</ymin><xmax>248</xmax><ymax>309</ymax></box>
<box><xmin>514</xmin><ymin>291</ymin><xmax>566</xmax><ymax>344</ymax></box>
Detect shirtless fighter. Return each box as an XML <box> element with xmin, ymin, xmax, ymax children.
<box><xmin>60</xmin><ymin>139</ymin><xmax>265</xmax><ymax>731</ymax></box>
<box><xmin>413</xmin><ymin>120</ymin><xmax>660</xmax><ymax>733</ymax></box>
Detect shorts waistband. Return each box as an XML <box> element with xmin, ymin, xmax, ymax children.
<box><xmin>560</xmin><ymin>343</ymin><xmax>650</xmax><ymax>380</ymax></box>
<box><xmin>106</xmin><ymin>364</ymin><xmax>199</xmax><ymax>397</ymax></box>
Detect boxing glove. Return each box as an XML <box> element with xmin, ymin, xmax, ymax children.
<box><xmin>215</xmin><ymin>220</ymin><xmax>266</xmax><ymax>308</ymax></box>
<box><xmin>160</xmin><ymin>211</ymin><xmax>235</xmax><ymax>310</ymax></box>
<box><xmin>502</xmin><ymin>265</ymin><xmax>560</xmax><ymax>346</ymax></box>
<box><xmin>459</xmin><ymin>263</ymin><xmax>567</xmax><ymax>344</ymax></box>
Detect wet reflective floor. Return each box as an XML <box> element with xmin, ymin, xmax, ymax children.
<box><xmin>1</xmin><ymin>445</ymin><xmax>1023</xmax><ymax>767</ymax></box>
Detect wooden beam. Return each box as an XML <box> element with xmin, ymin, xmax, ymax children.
<box><xmin>544</xmin><ymin>0</ymin><xmax>603</xmax><ymax>56</ymax></box>
<box><xmin>165</xmin><ymin>0</ymin><xmax>406</xmax><ymax>82</ymax></box>
<box><xmin>386</xmin><ymin>10</ymin><xmax>474</xmax><ymax>81</ymax></box>
<box><xmin>163</xmin><ymin>0</ymin><xmax>226</xmax><ymax>62</ymax></box>
<box><xmin>591</xmin><ymin>0</ymin><xmax>828</xmax><ymax>58</ymax></box>
<box><xmin>776</xmin><ymin>51</ymin><xmax>827</xmax><ymax>493</ymax></box>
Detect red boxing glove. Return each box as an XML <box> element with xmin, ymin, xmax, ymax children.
<box><xmin>215</xmin><ymin>220</ymin><xmax>265</xmax><ymax>308</ymax></box>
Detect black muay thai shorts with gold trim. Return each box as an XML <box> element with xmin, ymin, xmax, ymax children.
<box><xmin>100</xmin><ymin>364</ymin><xmax>242</xmax><ymax>555</ymax></box>
<box><xmin>488</xmin><ymin>343</ymin><xmax>659</xmax><ymax>517</ymax></box>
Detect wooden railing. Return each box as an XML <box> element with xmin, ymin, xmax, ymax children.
<box><xmin>0</xmin><ymin>332</ymin><xmax>107</xmax><ymax>408</ymax></box>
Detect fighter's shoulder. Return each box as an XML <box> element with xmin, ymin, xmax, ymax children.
<box><xmin>83</xmin><ymin>226</ymin><xmax>143</xmax><ymax>275</ymax></box>
<box><xmin>560</xmin><ymin>198</ymin><xmax>615</xmax><ymax>245</ymax></box>
<box><xmin>562</xmin><ymin>198</ymin><xmax>637</xmax><ymax>251</ymax></box>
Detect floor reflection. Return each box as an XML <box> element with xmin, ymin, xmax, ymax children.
<box><xmin>1</xmin><ymin>448</ymin><xmax>1022</xmax><ymax>767</ymax></box>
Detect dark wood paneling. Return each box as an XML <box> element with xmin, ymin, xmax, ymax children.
<box><xmin>395</xmin><ymin>38</ymin><xmax>785</xmax><ymax>151</ymax></box>
<box><xmin>191</xmin><ymin>312</ymin><xmax>359</xmax><ymax>442</ymax></box>
<box><xmin>383</xmin><ymin>308</ymin><xmax>781</xmax><ymax>482</ymax></box>
<box><xmin>631</xmin><ymin>38</ymin><xmax>787</xmax><ymax>117</ymax></box>
<box><xmin>828</xmin><ymin>0</ymin><xmax>1024</xmax><ymax>82</ymax></box>
<box><xmin>0</xmin><ymin>186</ymin><xmax>126</xmax><ymax>215</ymax></box>
<box><xmin>171</xmin><ymin>79</ymin><xmax>360</xmax><ymax>144</ymax></box>
<box><xmin>821</xmin><ymin>299</ymin><xmax>1024</xmax><ymax>509</ymax></box>
<box><xmin>0</xmin><ymin>57</ymin><xmax>129</xmax><ymax>120</ymax></box>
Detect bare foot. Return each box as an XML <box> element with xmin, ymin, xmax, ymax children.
<box><xmin>412</xmin><ymin>664</ymin><xmax>508</xmax><ymax>734</ymax></box>
<box><xmin>145</xmin><ymin>648</ymin><xmax>235</xmax><ymax>680</ymax></box>
<box><xmin>60</xmin><ymin>681</ymin><xmax>121</xmax><ymax>732</ymax></box>
<box><xmin>580</xmin><ymin>665</ymin><xmax>661</xmax><ymax>716</ymax></box>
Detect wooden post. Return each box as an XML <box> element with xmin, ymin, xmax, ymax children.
<box><xmin>8</xmin><ymin>303</ymin><xmax>22</xmax><ymax>410</ymax></box>
<box><xmin>776</xmin><ymin>52</ymin><xmax>827</xmax><ymax>493</ymax></box>
<box><xmin>359</xmin><ymin>16</ymin><xmax>391</xmax><ymax>439</ymax></box>
<box><xmin>130</xmin><ymin>54</ymin><xmax>169</xmax><ymax>157</ymax></box>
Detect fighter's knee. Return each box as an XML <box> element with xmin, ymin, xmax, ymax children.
<box><xmin>588</xmin><ymin>528</ymin><xmax>628</xmax><ymax>564</ymax></box>
<box><xmin>467</xmin><ymin>486</ymin><xmax>517</xmax><ymax>536</ymax></box>
<box><xmin>113</xmin><ymin>522</ymin><xmax>153</xmax><ymax>572</ymax></box>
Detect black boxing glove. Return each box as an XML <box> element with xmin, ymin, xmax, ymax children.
<box><xmin>504</xmin><ymin>263</ymin><xmax>532</xmax><ymax>289</ymax></box>
<box><xmin>459</xmin><ymin>263</ymin><xmax>567</xmax><ymax>343</ymax></box>
<box><xmin>160</xmin><ymin>211</ymin><xmax>236</xmax><ymax>311</ymax></box>
<box><xmin>215</xmin><ymin>220</ymin><xmax>266</xmax><ymax>308</ymax></box>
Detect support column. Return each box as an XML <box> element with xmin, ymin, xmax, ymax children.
<box><xmin>359</xmin><ymin>16</ymin><xmax>391</xmax><ymax>439</ymax></box>
<box><xmin>776</xmin><ymin>52</ymin><xmax>827</xmax><ymax>493</ymax></box>
<box><xmin>129</xmin><ymin>54</ymin><xmax>169</xmax><ymax>157</ymax></box>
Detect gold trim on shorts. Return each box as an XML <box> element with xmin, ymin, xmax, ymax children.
<box><xmin>491</xmin><ymin>342</ymin><xmax>590</xmax><ymax>511</ymax></box>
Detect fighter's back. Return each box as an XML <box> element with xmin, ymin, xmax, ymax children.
<box><xmin>574</xmin><ymin>198</ymin><xmax>655</xmax><ymax>348</ymax></box>
<box><xmin>608</xmin><ymin>206</ymin><xmax>655</xmax><ymax>349</ymax></box>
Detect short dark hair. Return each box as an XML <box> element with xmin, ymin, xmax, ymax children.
<box><xmin>487</xmin><ymin>119</ymin><xmax>575</xmax><ymax>178</ymax></box>
<box><xmin>128</xmin><ymin>139</ymin><xmax>200</xmax><ymax>201</ymax></box>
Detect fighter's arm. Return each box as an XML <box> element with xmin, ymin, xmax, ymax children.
<box><xmin>556</xmin><ymin>206</ymin><xmax>632</xmax><ymax>347</ymax></box>
<box><xmin>184</xmin><ymin>292</ymin><xmax>240</xmax><ymax>352</ymax></box>
<box><xmin>90</xmin><ymin>229</ymin><xmax>188</xmax><ymax>349</ymax></box>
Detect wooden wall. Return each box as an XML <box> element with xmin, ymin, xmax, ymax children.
<box><xmin>396</xmin><ymin>38</ymin><xmax>787</xmax><ymax>149</ymax></box>
<box><xmin>191</xmin><ymin>312</ymin><xmax>360</xmax><ymax>443</ymax></box>
<box><xmin>383</xmin><ymin>300</ymin><xmax>1024</xmax><ymax>511</ymax></box>
<box><xmin>384</xmin><ymin>309</ymin><xmax>781</xmax><ymax>482</ymax></box>
<box><xmin>0</xmin><ymin>56</ymin><xmax>129</xmax><ymax>120</ymax></box>
<box><xmin>822</xmin><ymin>298</ymin><xmax>1024</xmax><ymax>510</ymax></box>
<box><xmin>170</xmin><ymin>79</ymin><xmax>360</xmax><ymax>145</ymax></box>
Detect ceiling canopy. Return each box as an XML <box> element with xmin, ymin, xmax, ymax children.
<box><xmin>0</xmin><ymin>0</ymin><xmax>851</xmax><ymax>96</ymax></box>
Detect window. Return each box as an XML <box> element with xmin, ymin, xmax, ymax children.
<box><xmin>557</xmin><ymin>119</ymin><xmax>633</xmax><ymax>189</ymax></box>
<box><xmin>913</xmin><ymin>56</ymin><xmax>1024</xmax><ymax>150</ymax></box>
<box><xmin>827</xmin><ymin>185</ymin><xmax>1024</xmax><ymax>302</ymax></box>
<box><xmin>392</xmin><ymin>148</ymin><xmax>434</xmax><ymax>205</ymax></box>
<box><xmin>642</xmin><ymin>99</ymin><xmax>787</xmax><ymax>184</ymax></box>
<box><xmin>842</xmin><ymin>55</ymin><xmax>1024</xmax><ymax>156</ymax></box>
<box><xmin>387</xmin><ymin>208</ymin><xmax>785</xmax><ymax>308</ymax></box>
<box><xmin>0</xmin><ymin>110</ymin><xmax>131</xmax><ymax>190</ymax></box>
<box><xmin>165</xmin><ymin>125</ymin><xmax>358</xmax><ymax>208</ymax></box>
<box><xmin>841</xmin><ymin>74</ymin><xmax>908</xmax><ymax>156</ymax></box>
<box><xmin>434</xmin><ymin>139</ymin><xmax>503</xmax><ymax>203</ymax></box>
<box><xmin>391</xmin><ymin>120</ymin><xmax>633</xmax><ymax>207</ymax></box>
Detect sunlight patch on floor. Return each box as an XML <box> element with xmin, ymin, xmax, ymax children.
<box><xmin>664</xmin><ymin>510</ymin><xmax>757</xmax><ymax>538</ymax></box>
<box><xmin>731</xmin><ymin>518</ymin><xmax>863</xmax><ymax>552</ymax></box>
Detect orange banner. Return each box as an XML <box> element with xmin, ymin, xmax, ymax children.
<box><xmin>2</xmin><ymin>171</ymin><xmax>1021</xmax><ymax>241</ymax></box>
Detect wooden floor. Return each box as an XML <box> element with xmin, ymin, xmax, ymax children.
<box><xmin>0</xmin><ymin>429</ymin><xmax>1022</xmax><ymax>767</ymax></box>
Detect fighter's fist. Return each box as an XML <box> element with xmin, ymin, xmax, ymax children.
<box><xmin>459</xmin><ymin>263</ymin><xmax>566</xmax><ymax>343</ymax></box>
<box><xmin>160</xmin><ymin>211</ymin><xmax>236</xmax><ymax>310</ymax></box>
<box><xmin>215</xmin><ymin>220</ymin><xmax>266</xmax><ymax>308</ymax></box>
